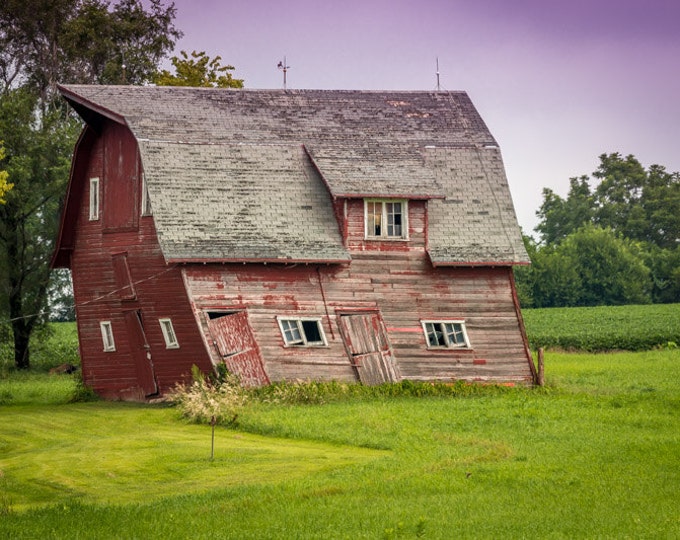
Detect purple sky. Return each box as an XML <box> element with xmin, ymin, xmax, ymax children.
<box><xmin>163</xmin><ymin>0</ymin><xmax>680</xmax><ymax>234</ymax></box>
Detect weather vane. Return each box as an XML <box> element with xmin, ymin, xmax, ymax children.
<box><xmin>277</xmin><ymin>56</ymin><xmax>290</xmax><ymax>90</ymax></box>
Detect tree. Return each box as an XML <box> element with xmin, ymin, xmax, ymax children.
<box><xmin>154</xmin><ymin>50</ymin><xmax>244</xmax><ymax>88</ymax></box>
<box><xmin>535</xmin><ymin>153</ymin><xmax>679</xmax><ymax>250</ymax></box>
<box><xmin>529</xmin><ymin>153</ymin><xmax>679</xmax><ymax>307</ymax></box>
<box><xmin>535</xmin><ymin>175</ymin><xmax>594</xmax><ymax>245</ymax></box>
<box><xmin>0</xmin><ymin>0</ymin><xmax>182</xmax><ymax>99</ymax></box>
<box><xmin>559</xmin><ymin>225</ymin><xmax>651</xmax><ymax>306</ymax></box>
<box><xmin>0</xmin><ymin>0</ymin><xmax>181</xmax><ymax>369</ymax></box>
<box><xmin>0</xmin><ymin>88</ymin><xmax>80</xmax><ymax>368</ymax></box>
<box><xmin>520</xmin><ymin>225</ymin><xmax>651</xmax><ymax>308</ymax></box>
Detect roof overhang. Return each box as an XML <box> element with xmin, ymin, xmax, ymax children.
<box><xmin>170</xmin><ymin>257</ymin><xmax>351</xmax><ymax>265</ymax></box>
<box><xmin>58</xmin><ymin>84</ymin><xmax>127</xmax><ymax>132</ymax></box>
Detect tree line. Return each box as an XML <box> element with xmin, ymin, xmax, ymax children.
<box><xmin>515</xmin><ymin>153</ymin><xmax>680</xmax><ymax>307</ymax></box>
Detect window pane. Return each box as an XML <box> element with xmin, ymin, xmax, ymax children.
<box><xmin>159</xmin><ymin>318</ymin><xmax>179</xmax><ymax>348</ymax></box>
<box><xmin>301</xmin><ymin>320</ymin><xmax>323</xmax><ymax>344</ymax></box>
<box><xmin>444</xmin><ymin>323</ymin><xmax>466</xmax><ymax>346</ymax></box>
<box><xmin>281</xmin><ymin>319</ymin><xmax>302</xmax><ymax>344</ymax></box>
<box><xmin>368</xmin><ymin>201</ymin><xmax>382</xmax><ymax>236</ymax></box>
<box><xmin>89</xmin><ymin>178</ymin><xmax>99</xmax><ymax>221</ymax></box>
<box><xmin>425</xmin><ymin>322</ymin><xmax>446</xmax><ymax>347</ymax></box>
<box><xmin>100</xmin><ymin>321</ymin><xmax>115</xmax><ymax>351</ymax></box>
<box><xmin>386</xmin><ymin>202</ymin><xmax>402</xmax><ymax>237</ymax></box>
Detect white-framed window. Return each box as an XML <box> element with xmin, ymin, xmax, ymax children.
<box><xmin>141</xmin><ymin>173</ymin><xmax>152</xmax><ymax>216</ymax></box>
<box><xmin>159</xmin><ymin>318</ymin><xmax>179</xmax><ymax>349</ymax></box>
<box><xmin>365</xmin><ymin>199</ymin><xmax>407</xmax><ymax>239</ymax></box>
<box><xmin>277</xmin><ymin>317</ymin><xmax>327</xmax><ymax>347</ymax></box>
<box><xmin>100</xmin><ymin>321</ymin><xmax>115</xmax><ymax>352</ymax></box>
<box><xmin>89</xmin><ymin>177</ymin><xmax>100</xmax><ymax>221</ymax></box>
<box><xmin>421</xmin><ymin>320</ymin><xmax>471</xmax><ymax>349</ymax></box>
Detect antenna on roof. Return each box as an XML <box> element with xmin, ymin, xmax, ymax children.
<box><xmin>435</xmin><ymin>57</ymin><xmax>441</xmax><ymax>92</ymax></box>
<box><xmin>277</xmin><ymin>56</ymin><xmax>290</xmax><ymax>90</ymax></box>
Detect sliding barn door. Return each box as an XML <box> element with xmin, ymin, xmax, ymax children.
<box><xmin>339</xmin><ymin>312</ymin><xmax>400</xmax><ymax>385</ymax></box>
<box><xmin>206</xmin><ymin>311</ymin><xmax>269</xmax><ymax>386</ymax></box>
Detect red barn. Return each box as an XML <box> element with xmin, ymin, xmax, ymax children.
<box><xmin>53</xmin><ymin>85</ymin><xmax>535</xmax><ymax>400</ymax></box>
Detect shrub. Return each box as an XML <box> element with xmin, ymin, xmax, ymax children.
<box><xmin>171</xmin><ymin>365</ymin><xmax>247</xmax><ymax>424</ymax></box>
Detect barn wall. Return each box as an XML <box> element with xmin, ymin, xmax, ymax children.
<box><xmin>68</xmin><ymin>122</ymin><xmax>213</xmax><ymax>400</ymax></box>
<box><xmin>184</xmin><ymin>198</ymin><xmax>534</xmax><ymax>384</ymax></box>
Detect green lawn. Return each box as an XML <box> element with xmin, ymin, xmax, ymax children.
<box><xmin>1</xmin><ymin>350</ymin><xmax>679</xmax><ymax>538</ymax></box>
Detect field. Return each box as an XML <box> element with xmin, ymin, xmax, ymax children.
<box><xmin>0</xmin><ymin>305</ymin><xmax>679</xmax><ymax>538</ymax></box>
<box><xmin>523</xmin><ymin>303</ymin><xmax>680</xmax><ymax>351</ymax></box>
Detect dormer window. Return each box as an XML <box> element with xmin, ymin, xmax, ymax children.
<box><xmin>365</xmin><ymin>199</ymin><xmax>408</xmax><ymax>239</ymax></box>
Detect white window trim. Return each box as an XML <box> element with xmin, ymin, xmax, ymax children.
<box><xmin>159</xmin><ymin>318</ymin><xmax>179</xmax><ymax>349</ymax></box>
<box><xmin>421</xmin><ymin>320</ymin><xmax>471</xmax><ymax>349</ymax></box>
<box><xmin>277</xmin><ymin>316</ymin><xmax>328</xmax><ymax>347</ymax></box>
<box><xmin>100</xmin><ymin>321</ymin><xmax>115</xmax><ymax>352</ymax></box>
<box><xmin>89</xmin><ymin>177</ymin><xmax>100</xmax><ymax>221</ymax></box>
<box><xmin>364</xmin><ymin>199</ymin><xmax>408</xmax><ymax>240</ymax></box>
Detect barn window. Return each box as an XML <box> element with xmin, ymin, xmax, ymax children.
<box><xmin>141</xmin><ymin>173</ymin><xmax>152</xmax><ymax>216</ymax></box>
<box><xmin>365</xmin><ymin>199</ymin><xmax>408</xmax><ymax>239</ymax></box>
<box><xmin>277</xmin><ymin>317</ymin><xmax>327</xmax><ymax>347</ymax></box>
<box><xmin>421</xmin><ymin>320</ymin><xmax>470</xmax><ymax>349</ymax></box>
<box><xmin>99</xmin><ymin>321</ymin><xmax>115</xmax><ymax>352</ymax></box>
<box><xmin>159</xmin><ymin>318</ymin><xmax>179</xmax><ymax>349</ymax></box>
<box><xmin>89</xmin><ymin>177</ymin><xmax>100</xmax><ymax>221</ymax></box>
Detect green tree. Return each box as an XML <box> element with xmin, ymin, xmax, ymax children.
<box><xmin>535</xmin><ymin>175</ymin><xmax>594</xmax><ymax>245</ymax></box>
<box><xmin>535</xmin><ymin>153</ymin><xmax>679</xmax><ymax>250</ymax></box>
<box><xmin>0</xmin><ymin>89</ymin><xmax>80</xmax><ymax>368</ymax></box>
<box><xmin>0</xmin><ymin>0</ymin><xmax>182</xmax><ymax>99</ymax></box>
<box><xmin>531</xmin><ymin>153</ymin><xmax>679</xmax><ymax>306</ymax></box>
<box><xmin>559</xmin><ymin>225</ymin><xmax>651</xmax><ymax>306</ymax></box>
<box><xmin>518</xmin><ymin>242</ymin><xmax>583</xmax><ymax>308</ymax></box>
<box><xmin>154</xmin><ymin>50</ymin><xmax>244</xmax><ymax>88</ymax></box>
<box><xmin>0</xmin><ymin>0</ymin><xmax>181</xmax><ymax>369</ymax></box>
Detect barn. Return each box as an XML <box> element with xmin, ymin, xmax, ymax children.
<box><xmin>53</xmin><ymin>85</ymin><xmax>536</xmax><ymax>401</ymax></box>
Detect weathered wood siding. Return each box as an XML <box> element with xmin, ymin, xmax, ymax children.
<box><xmin>68</xmin><ymin>122</ymin><xmax>213</xmax><ymax>400</ymax></box>
<box><xmin>184</xmin><ymin>198</ymin><xmax>534</xmax><ymax>385</ymax></box>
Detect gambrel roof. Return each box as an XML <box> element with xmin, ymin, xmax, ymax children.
<box><xmin>58</xmin><ymin>85</ymin><xmax>529</xmax><ymax>265</ymax></box>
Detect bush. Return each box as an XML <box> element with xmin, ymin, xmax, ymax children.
<box><xmin>171</xmin><ymin>365</ymin><xmax>246</xmax><ymax>424</ymax></box>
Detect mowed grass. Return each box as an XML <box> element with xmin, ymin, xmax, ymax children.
<box><xmin>1</xmin><ymin>350</ymin><xmax>679</xmax><ymax>538</ymax></box>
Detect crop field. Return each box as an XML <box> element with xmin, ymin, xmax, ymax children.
<box><xmin>523</xmin><ymin>303</ymin><xmax>680</xmax><ymax>351</ymax></box>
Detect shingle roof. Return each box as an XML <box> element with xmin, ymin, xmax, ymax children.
<box><xmin>59</xmin><ymin>85</ymin><xmax>529</xmax><ymax>265</ymax></box>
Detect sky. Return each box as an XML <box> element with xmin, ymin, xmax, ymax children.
<box><xmin>162</xmin><ymin>0</ymin><xmax>680</xmax><ymax>234</ymax></box>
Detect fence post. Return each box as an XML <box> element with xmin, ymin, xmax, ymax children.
<box><xmin>537</xmin><ymin>348</ymin><xmax>545</xmax><ymax>387</ymax></box>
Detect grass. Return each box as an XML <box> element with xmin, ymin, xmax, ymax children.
<box><xmin>523</xmin><ymin>303</ymin><xmax>680</xmax><ymax>351</ymax></box>
<box><xmin>1</xmin><ymin>349</ymin><xmax>679</xmax><ymax>538</ymax></box>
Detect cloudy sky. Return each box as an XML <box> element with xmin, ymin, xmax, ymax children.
<box><xmin>164</xmin><ymin>0</ymin><xmax>680</xmax><ymax>234</ymax></box>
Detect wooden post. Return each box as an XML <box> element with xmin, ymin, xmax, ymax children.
<box><xmin>210</xmin><ymin>415</ymin><xmax>217</xmax><ymax>460</ymax></box>
<box><xmin>537</xmin><ymin>348</ymin><xmax>545</xmax><ymax>387</ymax></box>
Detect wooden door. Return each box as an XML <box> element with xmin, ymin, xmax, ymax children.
<box><xmin>338</xmin><ymin>312</ymin><xmax>400</xmax><ymax>385</ymax></box>
<box><xmin>123</xmin><ymin>310</ymin><xmax>158</xmax><ymax>396</ymax></box>
<box><xmin>206</xmin><ymin>311</ymin><xmax>269</xmax><ymax>386</ymax></box>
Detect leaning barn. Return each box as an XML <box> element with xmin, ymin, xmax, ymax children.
<box><xmin>53</xmin><ymin>85</ymin><xmax>535</xmax><ymax>400</ymax></box>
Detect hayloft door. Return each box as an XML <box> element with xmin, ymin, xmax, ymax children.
<box><xmin>206</xmin><ymin>311</ymin><xmax>269</xmax><ymax>386</ymax></box>
<box><xmin>124</xmin><ymin>310</ymin><xmax>158</xmax><ymax>396</ymax></box>
<box><xmin>339</xmin><ymin>312</ymin><xmax>401</xmax><ymax>385</ymax></box>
